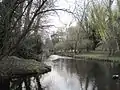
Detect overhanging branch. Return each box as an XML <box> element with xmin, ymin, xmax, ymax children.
<box><xmin>37</xmin><ymin>8</ymin><xmax>74</xmax><ymax>15</ymax></box>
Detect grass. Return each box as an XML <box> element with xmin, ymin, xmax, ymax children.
<box><xmin>72</xmin><ymin>51</ymin><xmax>120</xmax><ymax>62</ymax></box>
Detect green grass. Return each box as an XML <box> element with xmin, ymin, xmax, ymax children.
<box><xmin>73</xmin><ymin>51</ymin><xmax>120</xmax><ymax>62</ymax></box>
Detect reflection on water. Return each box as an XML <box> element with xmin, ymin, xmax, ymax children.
<box><xmin>41</xmin><ymin>57</ymin><xmax>120</xmax><ymax>90</ymax></box>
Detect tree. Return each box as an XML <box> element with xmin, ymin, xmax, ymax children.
<box><xmin>0</xmin><ymin>0</ymin><xmax>68</xmax><ymax>89</ymax></box>
<box><xmin>73</xmin><ymin>0</ymin><xmax>120</xmax><ymax>54</ymax></box>
<box><xmin>0</xmin><ymin>0</ymin><xmax>61</xmax><ymax>59</ymax></box>
<box><xmin>89</xmin><ymin>0</ymin><xmax>119</xmax><ymax>54</ymax></box>
<box><xmin>16</xmin><ymin>34</ymin><xmax>43</xmax><ymax>60</ymax></box>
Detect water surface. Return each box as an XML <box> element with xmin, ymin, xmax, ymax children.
<box><xmin>41</xmin><ymin>55</ymin><xmax>120</xmax><ymax>90</ymax></box>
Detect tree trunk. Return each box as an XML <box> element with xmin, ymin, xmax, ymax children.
<box><xmin>85</xmin><ymin>76</ymin><xmax>89</xmax><ymax>90</ymax></box>
<box><xmin>74</xmin><ymin>41</ymin><xmax>77</xmax><ymax>54</ymax></box>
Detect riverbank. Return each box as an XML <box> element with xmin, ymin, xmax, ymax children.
<box><xmin>56</xmin><ymin>51</ymin><xmax>120</xmax><ymax>62</ymax></box>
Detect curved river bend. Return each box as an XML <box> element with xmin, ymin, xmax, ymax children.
<box><xmin>40</xmin><ymin>55</ymin><xmax>120</xmax><ymax>90</ymax></box>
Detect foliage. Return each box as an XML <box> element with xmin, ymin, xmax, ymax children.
<box><xmin>52</xmin><ymin>0</ymin><xmax>120</xmax><ymax>54</ymax></box>
<box><xmin>17</xmin><ymin>34</ymin><xmax>43</xmax><ymax>59</ymax></box>
<box><xmin>52</xmin><ymin>24</ymin><xmax>94</xmax><ymax>53</ymax></box>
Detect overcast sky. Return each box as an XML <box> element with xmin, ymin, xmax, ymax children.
<box><xmin>48</xmin><ymin>0</ymin><xmax>76</xmax><ymax>32</ymax></box>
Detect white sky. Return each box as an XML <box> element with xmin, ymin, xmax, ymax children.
<box><xmin>48</xmin><ymin>0</ymin><xmax>76</xmax><ymax>33</ymax></box>
<box><xmin>53</xmin><ymin>0</ymin><xmax>75</xmax><ymax>25</ymax></box>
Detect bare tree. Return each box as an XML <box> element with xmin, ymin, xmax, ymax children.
<box><xmin>0</xmin><ymin>0</ymin><xmax>72</xmax><ymax>59</ymax></box>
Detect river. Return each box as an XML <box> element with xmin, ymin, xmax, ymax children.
<box><xmin>40</xmin><ymin>55</ymin><xmax>120</xmax><ymax>90</ymax></box>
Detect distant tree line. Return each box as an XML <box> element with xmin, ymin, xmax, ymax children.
<box><xmin>51</xmin><ymin>0</ymin><xmax>120</xmax><ymax>55</ymax></box>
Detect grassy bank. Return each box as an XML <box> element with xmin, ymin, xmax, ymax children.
<box><xmin>57</xmin><ymin>51</ymin><xmax>120</xmax><ymax>62</ymax></box>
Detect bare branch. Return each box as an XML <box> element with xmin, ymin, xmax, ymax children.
<box><xmin>7</xmin><ymin>0</ymin><xmax>49</xmax><ymax>55</ymax></box>
<box><xmin>10</xmin><ymin>0</ymin><xmax>33</xmax><ymax>31</ymax></box>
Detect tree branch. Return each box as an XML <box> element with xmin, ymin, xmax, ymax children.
<box><xmin>7</xmin><ymin>0</ymin><xmax>48</xmax><ymax>55</ymax></box>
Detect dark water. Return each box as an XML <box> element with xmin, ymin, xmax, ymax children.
<box><xmin>40</xmin><ymin>55</ymin><xmax>120</xmax><ymax>90</ymax></box>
